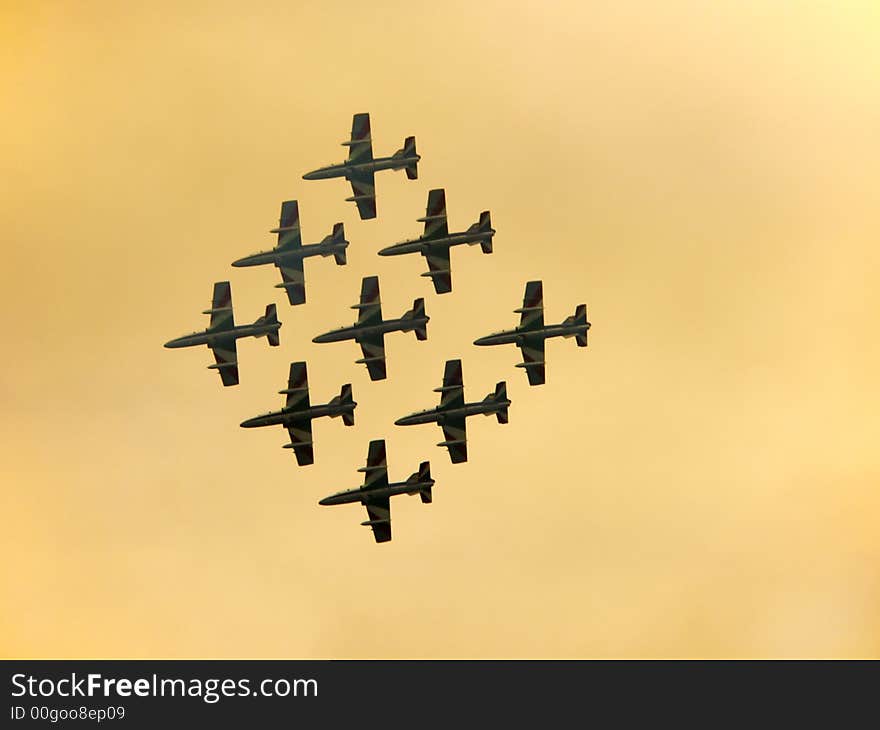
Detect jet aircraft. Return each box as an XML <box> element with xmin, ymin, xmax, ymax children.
<box><xmin>473</xmin><ymin>280</ymin><xmax>590</xmax><ymax>386</ymax></box>
<box><xmin>319</xmin><ymin>439</ymin><xmax>434</xmax><ymax>543</ymax></box>
<box><xmin>164</xmin><ymin>281</ymin><xmax>280</xmax><ymax>387</ymax></box>
<box><xmin>302</xmin><ymin>112</ymin><xmax>419</xmax><ymax>220</ymax></box>
<box><xmin>231</xmin><ymin>200</ymin><xmax>347</xmax><ymax>305</ymax></box>
<box><xmin>312</xmin><ymin>275</ymin><xmax>429</xmax><ymax>381</ymax></box>
<box><xmin>395</xmin><ymin>359</ymin><xmax>510</xmax><ymax>464</ymax></box>
<box><xmin>378</xmin><ymin>188</ymin><xmax>495</xmax><ymax>294</ymax></box>
<box><xmin>240</xmin><ymin>361</ymin><xmax>356</xmax><ymax>466</ymax></box>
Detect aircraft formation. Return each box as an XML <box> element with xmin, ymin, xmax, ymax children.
<box><xmin>165</xmin><ymin>113</ymin><xmax>591</xmax><ymax>543</ymax></box>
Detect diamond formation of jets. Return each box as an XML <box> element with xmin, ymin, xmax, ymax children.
<box><xmin>312</xmin><ymin>275</ymin><xmax>429</xmax><ymax>381</ymax></box>
<box><xmin>165</xmin><ymin>111</ymin><xmax>593</xmax><ymax>543</ymax></box>
<box><xmin>395</xmin><ymin>359</ymin><xmax>510</xmax><ymax>464</ymax></box>
<box><xmin>164</xmin><ymin>281</ymin><xmax>281</xmax><ymax>386</ymax></box>
<box><xmin>302</xmin><ymin>112</ymin><xmax>419</xmax><ymax>220</ymax></box>
<box><xmin>319</xmin><ymin>439</ymin><xmax>434</xmax><ymax>543</ymax></box>
<box><xmin>378</xmin><ymin>188</ymin><xmax>495</xmax><ymax>294</ymax></box>
<box><xmin>474</xmin><ymin>280</ymin><xmax>591</xmax><ymax>386</ymax></box>
<box><xmin>240</xmin><ymin>361</ymin><xmax>356</xmax><ymax>466</ymax></box>
<box><xmin>231</xmin><ymin>200</ymin><xmax>348</xmax><ymax>306</ymax></box>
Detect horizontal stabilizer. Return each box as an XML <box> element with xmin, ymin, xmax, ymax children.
<box><xmin>480</xmin><ymin>239</ymin><xmax>493</xmax><ymax>254</ymax></box>
<box><xmin>576</xmin><ymin>333</ymin><xmax>588</xmax><ymax>347</ymax></box>
<box><xmin>496</xmin><ymin>408</ymin><xmax>509</xmax><ymax>425</ymax></box>
<box><xmin>343</xmin><ymin>411</ymin><xmax>355</xmax><ymax>426</ymax></box>
<box><xmin>334</xmin><ymin>250</ymin><xmax>347</xmax><ymax>265</ymax></box>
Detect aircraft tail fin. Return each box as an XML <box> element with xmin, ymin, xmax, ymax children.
<box><xmin>393</xmin><ymin>136</ymin><xmax>419</xmax><ymax>179</ymax></box>
<box><xmin>485</xmin><ymin>381</ymin><xmax>509</xmax><ymax>423</ymax></box>
<box><xmin>467</xmin><ymin>211</ymin><xmax>494</xmax><ymax>253</ymax></box>
<box><xmin>340</xmin><ymin>384</ymin><xmax>355</xmax><ymax>425</ymax></box>
<box><xmin>404</xmin><ymin>297</ymin><xmax>429</xmax><ymax>340</ymax></box>
<box><xmin>406</xmin><ymin>461</ymin><xmax>433</xmax><ymax>503</ymax></box>
<box><xmin>330</xmin><ymin>222</ymin><xmax>349</xmax><ymax>265</ymax></box>
<box><xmin>574</xmin><ymin>304</ymin><xmax>589</xmax><ymax>346</ymax></box>
<box><xmin>260</xmin><ymin>304</ymin><xmax>281</xmax><ymax>346</ymax></box>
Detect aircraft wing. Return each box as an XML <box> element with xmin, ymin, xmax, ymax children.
<box><xmin>519</xmin><ymin>337</ymin><xmax>546</xmax><ymax>386</ymax></box>
<box><xmin>277</xmin><ymin>258</ymin><xmax>306</xmax><ymax>305</ymax></box>
<box><xmin>356</xmin><ymin>275</ymin><xmax>383</xmax><ymax>325</ymax></box>
<box><xmin>208</xmin><ymin>281</ymin><xmax>234</xmax><ymax>331</ymax></box>
<box><xmin>360</xmin><ymin>440</ymin><xmax>391</xmax><ymax>542</ymax></box>
<box><xmin>275</xmin><ymin>200</ymin><xmax>302</xmax><ymax>251</ymax></box>
<box><xmin>423</xmin><ymin>245</ymin><xmax>452</xmax><ymax>295</ymax></box>
<box><xmin>438</xmin><ymin>359</ymin><xmax>465</xmax><ymax>409</ymax></box>
<box><xmin>422</xmin><ymin>188</ymin><xmax>448</xmax><ymax>238</ymax></box>
<box><xmin>354</xmin><ymin>277</ymin><xmax>386</xmax><ymax>379</ymax></box>
<box><xmin>518</xmin><ymin>280</ymin><xmax>544</xmax><ymax>330</ymax></box>
<box><xmin>284</xmin><ymin>361</ymin><xmax>310</xmax><ymax>409</ymax></box>
<box><xmin>346</xmin><ymin>113</ymin><xmax>373</xmax><ymax>164</ymax></box>
<box><xmin>285</xmin><ymin>419</ymin><xmax>314</xmax><ymax>466</ymax></box>
<box><xmin>347</xmin><ymin>168</ymin><xmax>377</xmax><ymax>220</ymax></box>
<box><xmin>363</xmin><ymin>495</ymin><xmax>392</xmax><ymax>543</ymax></box>
<box><xmin>210</xmin><ymin>337</ymin><xmax>239</xmax><ymax>387</ymax></box>
<box><xmin>357</xmin><ymin>335</ymin><xmax>387</xmax><ymax>381</ymax></box>
<box><xmin>440</xmin><ymin>416</ymin><xmax>468</xmax><ymax>464</ymax></box>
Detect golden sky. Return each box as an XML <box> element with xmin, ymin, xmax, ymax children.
<box><xmin>2</xmin><ymin>0</ymin><xmax>879</xmax><ymax>658</ymax></box>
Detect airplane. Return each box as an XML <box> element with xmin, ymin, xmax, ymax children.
<box><xmin>395</xmin><ymin>359</ymin><xmax>510</xmax><ymax>464</ymax></box>
<box><xmin>473</xmin><ymin>280</ymin><xmax>590</xmax><ymax>386</ymax></box>
<box><xmin>239</xmin><ymin>361</ymin><xmax>356</xmax><ymax>466</ymax></box>
<box><xmin>378</xmin><ymin>188</ymin><xmax>495</xmax><ymax>294</ymax></box>
<box><xmin>231</xmin><ymin>200</ymin><xmax>348</xmax><ymax>305</ymax></box>
<box><xmin>164</xmin><ymin>281</ymin><xmax>280</xmax><ymax>387</ymax></box>
<box><xmin>302</xmin><ymin>112</ymin><xmax>420</xmax><ymax>220</ymax></box>
<box><xmin>312</xmin><ymin>275</ymin><xmax>429</xmax><ymax>381</ymax></box>
<box><xmin>319</xmin><ymin>439</ymin><xmax>434</xmax><ymax>543</ymax></box>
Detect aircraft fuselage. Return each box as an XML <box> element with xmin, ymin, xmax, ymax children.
<box><xmin>302</xmin><ymin>155</ymin><xmax>420</xmax><ymax>181</ymax></box>
<box><xmin>318</xmin><ymin>478</ymin><xmax>436</xmax><ymax>506</ymax></box>
<box><xmin>232</xmin><ymin>241</ymin><xmax>346</xmax><ymax>268</ymax></box>
<box><xmin>164</xmin><ymin>322</ymin><xmax>280</xmax><ymax>349</ymax></box>
<box><xmin>312</xmin><ymin>315</ymin><xmax>429</xmax><ymax>344</ymax></box>
<box><xmin>240</xmin><ymin>401</ymin><xmax>355</xmax><ymax>429</ymax></box>
<box><xmin>395</xmin><ymin>398</ymin><xmax>511</xmax><ymax>427</ymax></box>
<box><xmin>378</xmin><ymin>228</ymin><xmax>496</xmax><ymax>257</ymax></box>
<box><xmin>474</xmin><ymin>322</ymin><xmax>587</xmax><ymax>347</ymax></box>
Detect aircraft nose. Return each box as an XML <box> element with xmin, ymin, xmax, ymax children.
<box><xmin>473</xmin><ymin>335</ymin><xmax>489</xmax><ymax>346</ymax></box>
<box><xmin>302</xmin><ymin>170</ymin><xmax>319</xmax><ymax>180</ymax></box>
<box><xmin>318</xmin><ymin>496</ymin><xmax>332</xmax><ymax>506</ymax></box>
<box><xmin>239</xmin><ymin>417</ymin><xmax>257</xmax><ymax>428</ymax></box>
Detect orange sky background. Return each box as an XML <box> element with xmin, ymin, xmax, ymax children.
<box><xmin>2</xmin><ymin>1</ymin><xmax>879</xmax><ymax>657</ymax></box>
